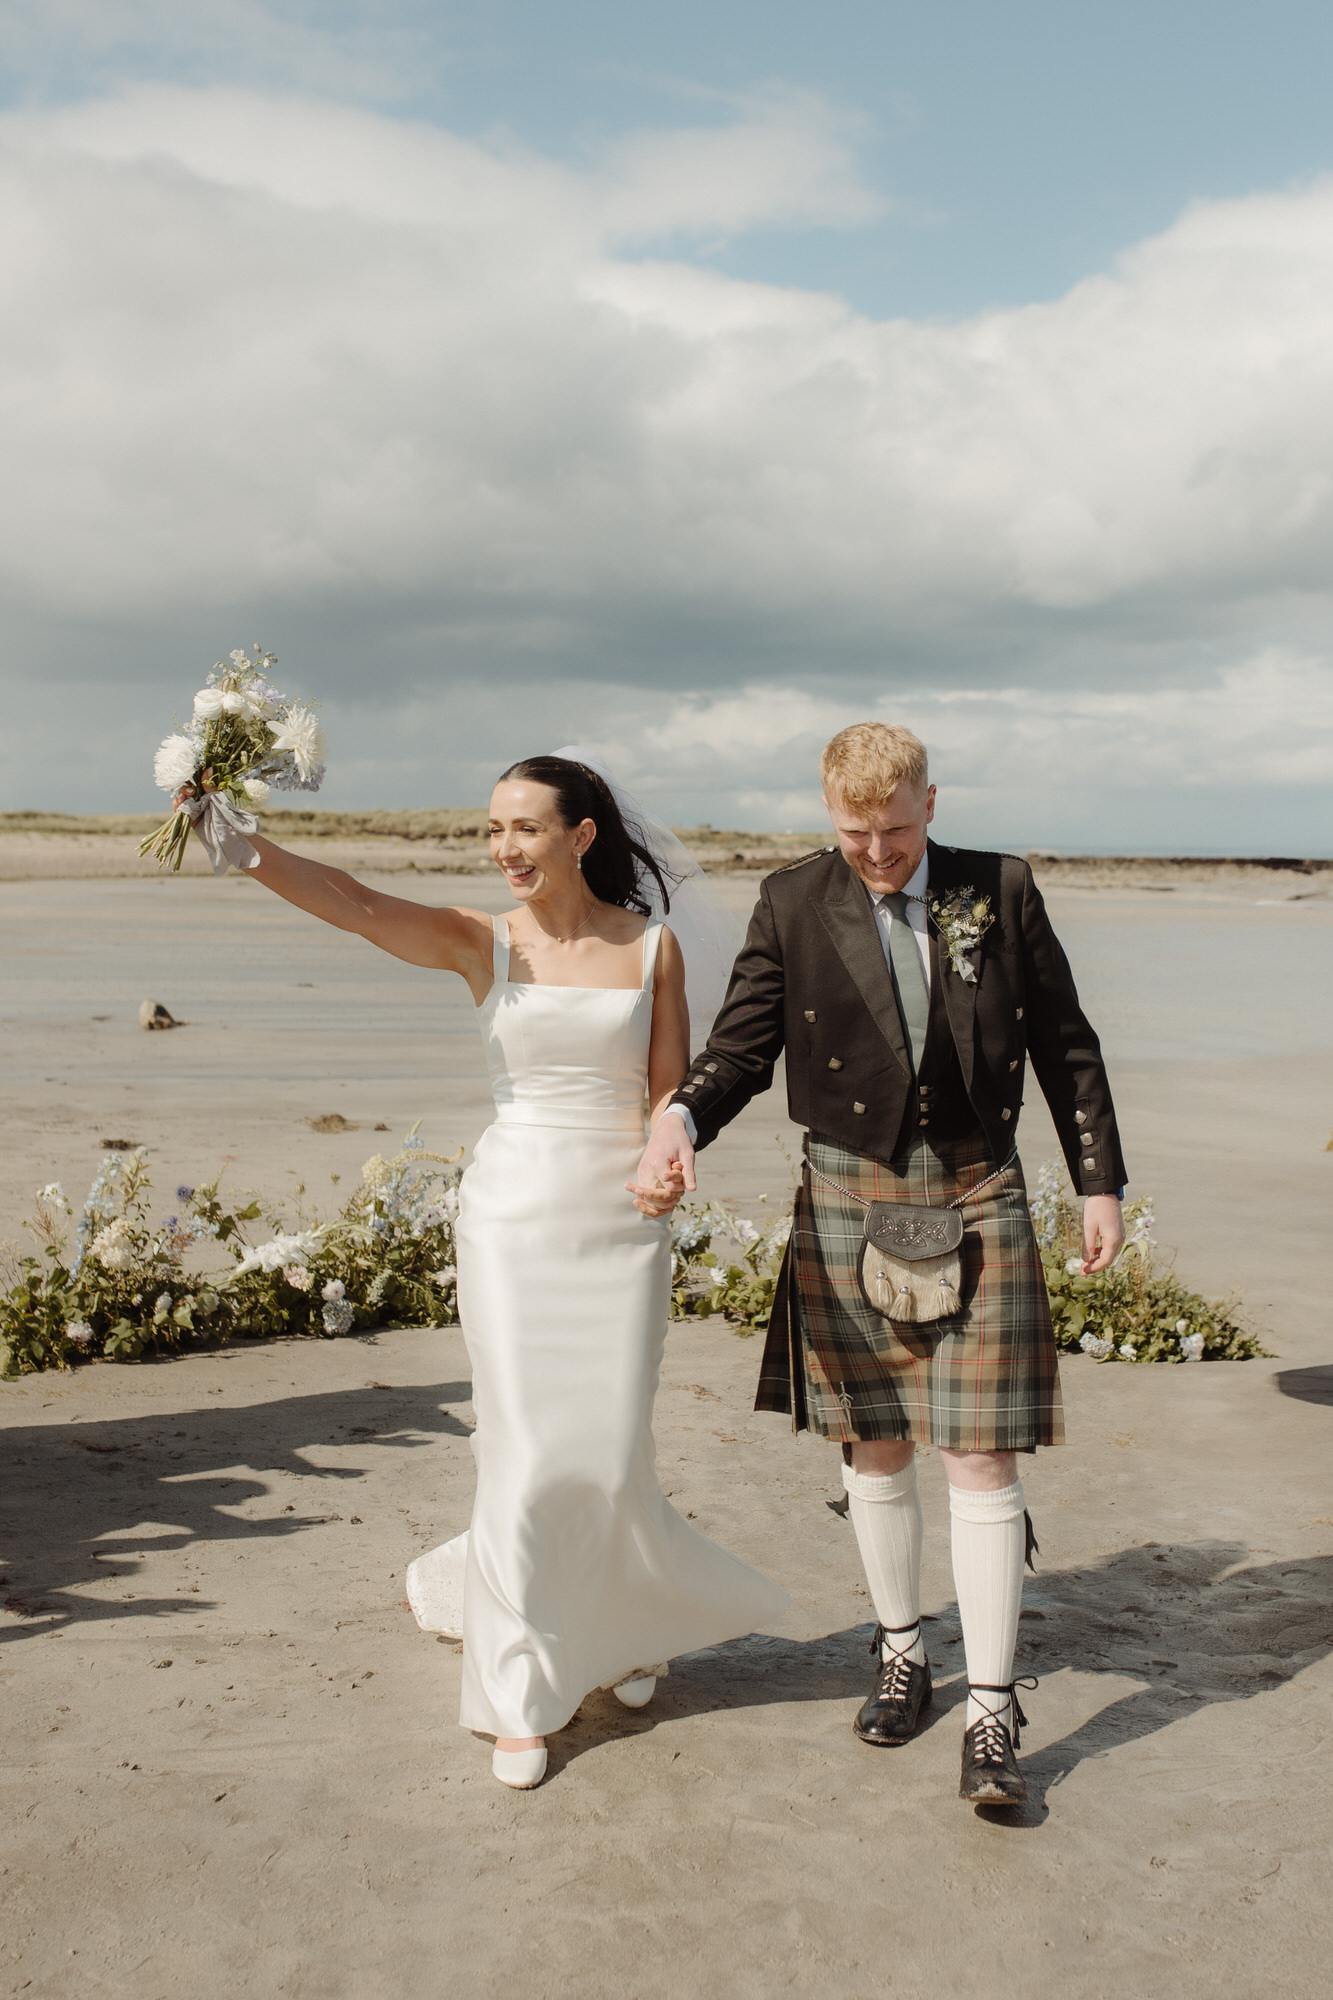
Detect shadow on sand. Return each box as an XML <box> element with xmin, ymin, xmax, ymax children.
<box><xmin>5</xmin><ymin>1377</ymin><xmax>1331</xmax><ymax>1826</ymax></box>
<box><xmin>549</xmin><ymin>1537</ymin><xmax>1333</xmax><ymax>1824</ymax></box>
<box><xmin>0</xmin><ymin>1369</ymin><xmax>474</xmax><ymax>1636</ymax></box>
<box><xmin>1273</xmin><ymin>1363</ymin><xmax>1333</xmax><ymax>1406</ymax></box>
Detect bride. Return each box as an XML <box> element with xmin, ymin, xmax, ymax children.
<box><xmin>177</xmin><ymin>751</ymin><xmax>787</xmax><ymax>1788</ymax></box>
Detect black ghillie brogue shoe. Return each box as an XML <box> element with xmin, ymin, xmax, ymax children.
<box><xmin>853</xmin><ymin>1622</ymin><xmax>933</xmax><ymax>1748</ymax></box>
<box><xmin>958</xmin><ymin>1678</ymin><xmax>1037</xmax><ymax>1805</ymax></box>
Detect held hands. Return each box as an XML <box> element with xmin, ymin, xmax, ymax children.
<box><xmin>627</xmin><ymin>1112</ymin><xmax>697</xmax><ymax>1218</ymax></box>
<box><xmin>1081</xmin><ymin>1193</ymin><xmax>1125</xmax><ymax>1275</ymax></box>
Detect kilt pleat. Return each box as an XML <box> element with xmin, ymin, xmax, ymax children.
<box><xmin>787</xmin><ymin>1129</ymin><xmax>1064</xmax><ymax>1451</ymax></box>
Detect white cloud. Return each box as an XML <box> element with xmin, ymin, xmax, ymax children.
<box><xmin>1</xmin><ymin>84</ymin><xmax>1331</xmax><ymax>843</ymax></box>
<box><xmin>581</xmin><ymin>648</ymin><xmax>1333</xmax><ymax>838</ymax></box>
<box><xmin>4</xmin><ymin>83</ymin><xmax>1333</xmax><ymax>632</ymax></box>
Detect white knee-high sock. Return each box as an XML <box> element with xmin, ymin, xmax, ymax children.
<box><xmin>949</xmin><ymin>1479</ymin><xmax>1027</xmax><ymax>1730</ymax></box>
<box><xmin>842</xmin><ymin>1462</ymin><xmax>925</xmax><ymax>1666</ymax></box>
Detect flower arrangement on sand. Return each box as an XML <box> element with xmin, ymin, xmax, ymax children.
<box><xmin>0</xmin><ymin>1128</ymin><xmax>462</xmax><ymax>1378</ymax></box>
<box><xmin>1</xmin><ymin>1146</ymin><xmax>1263</xmax><ymax>1376</ymax></box>
<box><xmin>670</xmin><ymin>1203</ymin><xmax>792</xmax><ymax>1331</ymax></box>
<box><xmin>140</xmin><ymin>646</ymin><xmax>326</xmax><ymax>872</ymax></box>
<box><xmin>1029</xmin><ymin>1161</ymin><xmax>1266</xmax><ymax>1363</ymax></box>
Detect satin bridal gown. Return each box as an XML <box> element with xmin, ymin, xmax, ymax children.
<box><xmin>406</xmin><ymin>915</ymin><xmax>789</xmax><ymax>1740</ymax></box>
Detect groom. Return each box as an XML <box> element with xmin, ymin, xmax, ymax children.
<box><xmin>635</xmin><ymin>722</ymin><xmax>1126</xmax><ymax>1805</ymax></box>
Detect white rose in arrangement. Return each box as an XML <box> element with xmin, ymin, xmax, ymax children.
<box><xmin>153</xmin><ymin>733</ymin><xmax>199</xmax><ymax>794</ymax></box>
<box><xmin>321</xmin><ymin>1278</ymin><xmax>346</xmax><ymax>1302</ymax></box>
<box><xmin>283</xmin><ymin>1263</ymin><xmax>312</xmax><ymax>1290</ymax></box>
<box><xmin>243</xmin><ymin>777</ymin><xmax>271</xmax><ymax>807</ymax></box>
<box><xmin>65</xmin><ymin>1320</ymin><xmax>94</xmax><ymax>1345</ymax></box>
<box><xmin>192</xmin><ymin>687</ymin><xmax>227</xmax><ymax>721</ymax></box>
<box><xmin>1180</xmin><ymin>1331</ymin><xmax>1205</xmax><ymax>1362</ymax></box>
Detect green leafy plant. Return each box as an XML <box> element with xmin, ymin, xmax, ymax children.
<box><xmin>1028</xmin><ymin>1160</ymin><xmax>1267</xmax><ymax>1363</ymax></box>
<box><xmin>0</xmin><ymin>1129</ymin><xmax>463</xmax><ymax>1379</ymax></box>
<box><xmin>671</xmin><ymin>1202</ymin><xmax>791</xmax><ymax>1334</ymax></box>
<box><xmin>2</xmin><ymin>1143</ymin><xmax>1268</xmax><ymax>1377</ymax></box>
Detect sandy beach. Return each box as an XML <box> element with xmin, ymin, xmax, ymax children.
<box><xmin>3</xmin><ymin>861</ymin><xmax>1332</xmax><ymax>1998</ymax></box>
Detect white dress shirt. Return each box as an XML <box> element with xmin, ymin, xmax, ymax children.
<box><xmin>664</xmin><ymin>851</ymin><xmax>932</xmax><ymax>1149</ymax></box>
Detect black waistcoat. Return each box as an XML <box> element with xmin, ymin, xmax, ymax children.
<box><xmin>892</xmin><ymin>925</ymin><xmax>978</xmax><ymax>1150</ymax></box>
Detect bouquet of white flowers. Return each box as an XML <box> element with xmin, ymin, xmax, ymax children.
<box><xmin>139</xmin><ymin>646</ymin><xmax>327</xmax><ymax>873</ymax></box>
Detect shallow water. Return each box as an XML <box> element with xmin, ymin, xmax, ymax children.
<box><xmin>2</xmin><ymin>873</ymin><xmax>1329</xmax><ymax>1088</ymax></box>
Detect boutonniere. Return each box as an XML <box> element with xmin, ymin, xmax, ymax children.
<box><xmin>923</xmin><ymin>886</ymin><xmax>994</xmax><ymax>985</ymax></box>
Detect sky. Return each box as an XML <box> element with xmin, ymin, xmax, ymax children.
<box><xmin>2</xmin><ymin>0</ymin><xmax>1333</xmax><ymax>849</ymax></box>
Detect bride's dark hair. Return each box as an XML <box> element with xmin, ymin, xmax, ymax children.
<box><xmin>497</xmin><ymin>756</ymin><xmax>673</xmax><ymax>915</ymax></box>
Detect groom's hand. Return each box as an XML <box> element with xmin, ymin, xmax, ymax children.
<box><xmin>1081</xmin><ymin>1194</ymin><xmax>1125</xmax><ymax>1274</ymax></box>
<box><xmin>629</xmin><ymin>1167</ymin><xmax>685</xmax><ymax>1218</ymax></box>
<box><xmin>629</xmin><ymin>1110</ymin><xmax>697</xmax><ymax>1213</ymax></box>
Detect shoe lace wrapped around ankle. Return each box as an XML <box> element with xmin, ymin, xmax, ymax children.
<box><xmin>870</xmin><ymin>1622</ymin><xmax>920</xmax><ymax>1706</ymax></box>
<box><xmin>967</xmin><ymin>1677</ymin><xmax>1037</xmax><ymax>1755</ymax></box>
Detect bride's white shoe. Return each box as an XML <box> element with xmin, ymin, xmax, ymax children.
<box><xmin>492</xmin><ymin>1744</ymin><xmax>548</xmax><ymax>1789</ymax></box>
<box><xmin>612</xmin><ymin>1675</ymin><xmax>657</xmax><ymax>1709</ymax></box>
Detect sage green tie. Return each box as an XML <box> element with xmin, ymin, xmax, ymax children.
<box><xmin>883</xmin><ymin>892</ymin><xmax>930</xmax><ymax>1076</ymax></box>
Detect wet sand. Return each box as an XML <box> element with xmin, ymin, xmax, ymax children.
<box><xmin>2</xmin><ymin>870</ymin><xmax>1332</xmax><ymax>1998</ymax></box>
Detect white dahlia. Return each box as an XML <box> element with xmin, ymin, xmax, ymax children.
<box><xmin>270</xmin><ymin>705</ymin><xmax>327</xmax><ymax>782</ymax></box>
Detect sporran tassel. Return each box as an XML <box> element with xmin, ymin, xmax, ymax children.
<box><xmin>874</xmin><ymin>1267</ymin><xmax>892</xmax><ymax>1310</ymax></box>
<box><xmin>934</xmin><ymin>1274</ymin><xmax>962</xmax><ymax>1315</ymax></box>
<box><xmin>887</xmin><ymin>1280</ymin><xmax>917</xmax><ymax>1323</ymax></box>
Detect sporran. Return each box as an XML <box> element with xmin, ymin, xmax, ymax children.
<box><xmin>809</xmin><ymin>1150</ymin><xmax>1016</xmax><ymax>1326</ymax></box>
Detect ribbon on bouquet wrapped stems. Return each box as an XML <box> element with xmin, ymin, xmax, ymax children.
<box><xmin>182</xmin><ymin>792</ymin><xmax>262</xmax><ymax>876</ymax></box>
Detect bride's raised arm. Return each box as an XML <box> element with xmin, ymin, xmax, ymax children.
<box><xmin>178</xmin><ymin>794</ymin><xmax>492</xmax><ymax>990</ymax></box>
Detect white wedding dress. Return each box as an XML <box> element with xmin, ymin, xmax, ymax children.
<box><xmin>406</xmin><ymin>914</ymin><xmax>788</xmax><ymax>1739</ymax></box>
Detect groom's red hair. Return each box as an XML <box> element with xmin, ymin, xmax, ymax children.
<box><xmin>820</xmin><ymin>722</ymin><xmax>929</xmax><ymax>814</ymax></box>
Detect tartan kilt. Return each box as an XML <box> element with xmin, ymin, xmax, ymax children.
<box><xmin>757</xmin><ymin>1129</ymin><xmax>1064</xmax><ymax>1451</ymax></box>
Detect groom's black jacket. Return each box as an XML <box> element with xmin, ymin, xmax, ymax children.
<box><xmin>671</xmin><ymin>839</ymin><xmax>1126</xmax><ymax>1196</ymax></box>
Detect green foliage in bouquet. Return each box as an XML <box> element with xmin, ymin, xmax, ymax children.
<box><xmin>0</xmin><ymin>1130</ymin><xmax>462</xmax><ymax>1379</ymax></box>
<box><xmin>1029</xmin><ymin>1161</ymin><xmax>1267</xmax><ymax>1363</ymax></box>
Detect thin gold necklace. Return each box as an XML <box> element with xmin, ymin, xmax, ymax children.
<box><xmin>529</xmin><ymin>896</ymin><xmax>598</xmax><ymax>945</ymax></box>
